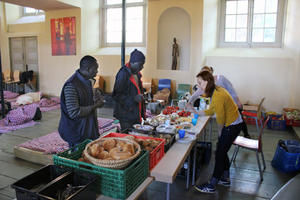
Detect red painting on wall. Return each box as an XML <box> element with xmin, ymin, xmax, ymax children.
<box><xmin>51</xmin><ymin>17</ymin><xmax>76</xmax><ymax>56</ymax></box>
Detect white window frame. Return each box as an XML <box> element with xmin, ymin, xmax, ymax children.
<box><xmin>22</xmin><ymin>7</ymin><xmax>44</xmax><ymax>16</ymax></box>
<box><xmin>100</xmin><ymin>0</ymin><xmax>147</xmax><ymax>47</ymax></box>
<box><xmin>218</xmin><ymin>0</ymin><xmax>286</xmax><ymax>48</ymax></box>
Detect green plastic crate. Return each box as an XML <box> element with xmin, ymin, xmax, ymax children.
<box><xmin>53</xmin><ymin>140</ymin><xmax>149</xmax><ymax>199</ymax></box>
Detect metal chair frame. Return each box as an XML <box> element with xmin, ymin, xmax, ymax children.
<box><xmin>230</xmin><ymin>116</ymin><xmax>270</xmax><ymax>182</ymax></box>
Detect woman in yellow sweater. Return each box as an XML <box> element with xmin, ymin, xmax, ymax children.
<box><xmin>193</xmin><ymin>71</ymin><xmax>243</xmax><ymax>193</ymax></box>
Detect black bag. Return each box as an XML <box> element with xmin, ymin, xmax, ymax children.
<box><xmin>0</xmin><ymin>101</ymin><xmax>12</xmax><ymax>115</ymax></box>
<box><xmin>33</xmin><ymin>107</ymin><xmax>42</xmax><ymax>121</ymax></box>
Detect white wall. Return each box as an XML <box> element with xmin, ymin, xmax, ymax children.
<box><xmin>206</xmin><ymin>56</ymin><xmax>294</xmax><ymax>113</ymax></box>
<box><xmin>80</xmin><ymin>0</ymin><xmax>99</xmax><ymax>54</ymax></box>
<box><xmin>202</xmin><ymin>0</ymin><xmax>218</xmax><ymax>65</ymax></box>
<box><xmin>157</xmin><ymin>7</ymin><xmax>191</xmax><ymax>71</ymax></box>
<box><xmin>284</xmin><ymin>0</ymin><xmax>300</xmax><ymax>108</ymax></box>
<box><xmin>145</xmin><ymin>0</ymin><xmax>203</xmax><ymax>86</ymax></box>
<box><xmin>201</xmin><ymin>0</ymin><xmax>300</xmax><ymax>112</ymax></box>
<box><xmin>4</xmin><ymin>3</ymin><xmax>21</xmax><ymax>24</ymax></box>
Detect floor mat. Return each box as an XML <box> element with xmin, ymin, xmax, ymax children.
<box><xmin>17</xmin><ymin>118</ymin><xmax>120</xmax><ymax>153</ymax></box>
<box><xmin>0</xmin><ymin>119</ymin><xmax>38</xmax><ymax>134</ymax></box>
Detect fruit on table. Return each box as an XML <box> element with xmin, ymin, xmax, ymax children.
<box><xmin>162</xmin><ymin>106</ymin><xmax>179</xmax><ymax>115</ymax></box>
<box><xmin>178</xmin><ymin>110</ymin><xmax>191</xmax><ymax>117</ymax></box>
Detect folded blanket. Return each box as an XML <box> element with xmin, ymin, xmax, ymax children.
<box><xmin>98</xmin><ymin>117</ymin><xmax>114</xmax><ymax>129</ymax></box>
<box><xmin>4</xmin><ymin>91</ymin><xmax>19</xmax><ymax>99</ymax></box>
<box><xmin>0</xmin><ymin>119</ymin><xmax>38</xmax><ymax>134</ymax></box>
<box><xmin>4</xmin><ymin>104</ymin><xmax>39</xmax><ymax>126</ymax></box>
<box><xmin>18</xmin><ymin>131</ymin><xmax>69</xmax><ymax>154</ymax></box>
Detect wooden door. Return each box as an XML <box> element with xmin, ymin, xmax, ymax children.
<box><xmin>9</xmin><ymin>36</ymin><xmax>39</xmax><ymax>90</ymax></box>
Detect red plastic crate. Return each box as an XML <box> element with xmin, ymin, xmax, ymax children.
<box><xmin>283</xmin><ymin>108</ymin><xmax>300</xmax><ymax>127</ymax></box>
<box><xmin>243</xmin><ymin>117</ymin><xmax>262</xmax><ymax>125</ymax></box>
<box><xmin>285</xmin><ymin>117</ymin><xmax>300</xmax><ymax>127</ymax></box>
<box><xmin>103</xmin><ymin>132</ymin><xmax>165</xmax><ymax>170</ymax></box>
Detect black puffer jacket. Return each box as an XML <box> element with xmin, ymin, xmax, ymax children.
<box><xmin>112</xmin><ymin>64</ymin><xmax>145</xmax><ymax>123</ymax></box>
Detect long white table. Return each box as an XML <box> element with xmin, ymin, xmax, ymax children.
<box><xmin>151</xmin><ymin>116</ymin><xmax>211</xmax><ymax>200</ymax></box>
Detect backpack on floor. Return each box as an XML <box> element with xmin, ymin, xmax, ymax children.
<box><xmin>33</xmin><ymin>107</ymin><xmax>42</xmax><ymax>121</ymax></box>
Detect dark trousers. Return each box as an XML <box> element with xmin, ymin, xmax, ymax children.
<box><xmin>238</xmin><ymin>108</ymin><xmax>249</xmax><ymax>137</ymax></box>
<box><xmin>212</xmin><ymin>123</ymin><xmax>242</xmax><ymax>179</ymax></box>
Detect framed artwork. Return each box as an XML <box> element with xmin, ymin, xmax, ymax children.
<box><xmin>50</xmin><ymin>17</ymin><xmax>76</xmax><ymax>56</ymax></box>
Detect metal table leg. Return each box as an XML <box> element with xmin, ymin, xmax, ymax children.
<box><xmin>192</xmin><ymin>144</ymin><xmax>197</xmax><ymax>185</ymax></box>
<box><xmin>209</xmin><ymin>118</ymin><xmax>213</xmax><ymax>142</ymax></box>
<box><xmin>186</xmin><ymin>154</ymin><xmax>191</xmax><ymax>189</ymax></box>
<box><xmin>166</xmin><ymin>183</ymin><xmax>170</xmax><ymax>200</ymax></box>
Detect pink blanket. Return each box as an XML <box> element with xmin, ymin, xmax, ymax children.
<box><xmin>4</xmin><ymin>91</ymin><xmax>19</xmax><ymax>99</ymax></box>
<box><xmin>0</xmin><ymin>119</ymin><xmax>38</xmax><ymax>134</ymax></box>
<box><xmin>98</xmin><ymin>117</ymin><xmax>114</xmax><ymax>128</ymax></box>
<box><xmin>18</xmin><ymin>131</ymin><xmax>69</xmax><ymax>154</ymax></box>
<box><xmin>17</xmin><ymin>118</ymin><xmax>120</xmax><ymax>154</ymax></box>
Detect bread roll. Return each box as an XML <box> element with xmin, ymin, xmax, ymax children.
<box><xmin>97</xmin><ymin>150</ymin><xmax>109</xmax><ymax>159</ymax></box>
<box><xmin>142</xmin><ymin>140</ymin><xmax>150</xmax><ymax>147</ymax></box>
<box><xmin>117</xmin><ymin>141</ymin><xmax>127</xmax><ymax>148</ymax></box>
<box><xmin>123</xmin><ymin>143</ymin><xmax>135</xmax><ymax>155</ymax></box>
<box><xmin>103</xmin><ymin>139</ymin><xmax>116</xmax><ymax>151</ymax></box>
<box><xmin>111</xmin><ymin>151</ymin><xmax>132</xmax><ymax>160</ymax></box>
<box><xmin>109</xmin><ymin>146</ymin><xmax>133</xmax><ymax>160</ymax></box>
<box><xmin>145</xmin><ymin>146</ymin><xmax>153</xmax><ymax>152</ymax></box>
<box><xmin>90</xmin><ymin>143</ymin><xmax>102</xmax><ymax>157</ymax></box>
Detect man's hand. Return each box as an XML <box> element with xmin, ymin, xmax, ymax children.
<box><xmin>93</xmin><ymin>88</ymin><xmax>103</xmax><ymax>102</ymax></box>
<box><xmin>94</xmin><ymin>98</ymin><xmax>105</xmax><ymax>109</ymax></box>
<box><xmin>134</xmin><ymin>94</ymin><xmax>143</xmax><ymax>103</ymax></box>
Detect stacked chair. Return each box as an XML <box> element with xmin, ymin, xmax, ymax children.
<box><xmin>153</xmin><ymin>79</ymin><xmax>171</xmax><ymax>105</ymax></box>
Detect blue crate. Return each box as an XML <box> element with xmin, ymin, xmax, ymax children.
<box><xmin>267</xmin><ymin>114</ymin><xmax>286</xmax><ymax>130</ymax></box>
<box><xmin>271</xmin><ymin>140</ymin><xmax>300</xmax><ymax>173</ymax></box>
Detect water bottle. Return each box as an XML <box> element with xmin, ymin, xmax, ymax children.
<box><xmin>200</xmin><ymin>98</ymin><xmax>206</xmax><ymax>110</ymax></box>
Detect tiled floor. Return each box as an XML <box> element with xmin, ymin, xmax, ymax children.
<box><xmin>0</xmin><ymin>107</ymin><xmax>299</xmax><ymax>200</ymax></box>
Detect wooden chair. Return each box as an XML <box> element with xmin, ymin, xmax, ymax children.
<box><xmin>230</xmin><ymin>116</ymin><xmax>270</xmax><ymax>182</ymax></box>
<box><xmin>142</xmin><ymin>77</ymin><xmax>152</xmax><ymax>93</ymax></box>
<box><xmin>3</xmin><ymin>69</ymin><xmax>12</xmax><ymax>82</ymax></box>
<box><xmin>6</xmin><ymin>70</ymin><xmax>20</xmax><ymax>92</ymax></box>
<box><xmin>3</xmin><ymin>69</ymin><xmax>12</xmax><ymax>91</ymax></box>
<box><xmin>93</xmin><ymin>75</ymin><xmax>105</xmax><ymax>92</ymax></box>
<box><xmin>242</xmin><ymin>97</ymin><xmax>265</xmax><ymax>134</ymax></box>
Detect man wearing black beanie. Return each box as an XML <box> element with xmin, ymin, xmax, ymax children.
<box><xmin>112</xmin><ymin>49</ymin><xmax>146</xmax><ymax>131</ymax></box>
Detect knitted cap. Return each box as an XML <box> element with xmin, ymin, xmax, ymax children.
<box><xmin>130</xmin><ymin>49</ymin><xmax>145</xmax><ymax>63</ymax></box>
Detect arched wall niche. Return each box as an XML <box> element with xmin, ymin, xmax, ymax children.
<box><xmin>157</xmin><ymin>7</ymin><xmax>191</xmax><ymax>71</ymax></box>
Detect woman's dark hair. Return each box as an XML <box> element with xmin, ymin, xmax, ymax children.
<box><xmin>201</xmin><ymin>66</ymin><xmax>214</xmax><ymax>73</ymax></box>
<box><xmin>196</xmin><ymin>71</ymin><xmax>215</xmax><ymax>97</ymax></box>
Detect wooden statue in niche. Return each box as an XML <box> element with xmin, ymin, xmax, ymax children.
<box><xmin>172</xmin><ymin>37</ymin><xmax>179</xmax><ymax>70</ymax></box>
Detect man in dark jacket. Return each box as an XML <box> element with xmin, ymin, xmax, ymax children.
<box><xmin>58</xmin><ymin>56</ymin><xmax>104</xmax><ymax>147</ymax></box>
<box><xmin>112</xmin><ymin>49</ymin><xmax>146</xmax><ymax>131</ymax></box>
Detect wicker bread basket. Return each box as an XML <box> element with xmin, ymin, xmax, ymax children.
<box><xmin>83</xmin><ymin>137</ymin><xmax>141</xmax><ymax>169</ymax></box>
